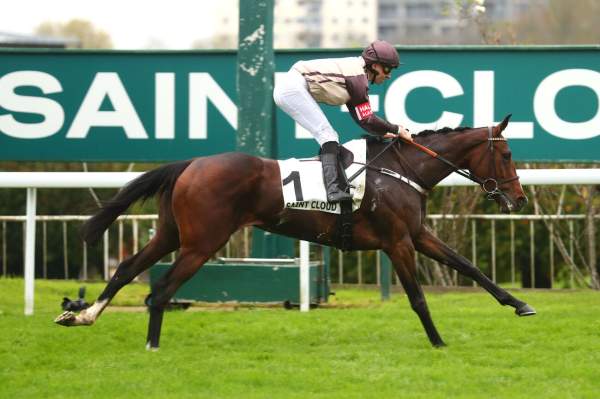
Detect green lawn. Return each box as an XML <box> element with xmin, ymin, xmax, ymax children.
<box><xmin>1</xmin><ymin>278</ymin><xmax>599</xmax><ymax>399</ymax></box>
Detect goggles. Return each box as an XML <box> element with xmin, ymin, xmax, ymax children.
<box><xmin>381</xmin><ymin>64</ymin><xmax>394</xmax><ymax>74</ymax></box>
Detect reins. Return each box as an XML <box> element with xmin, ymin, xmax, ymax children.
<box><xmin>399</xmin><ymin>136</ymin><xmax>485</xmax><ymax>186</ymax></box>
<box><xmin>348</xmin><ymin>127</ymin><xmax>519</xmax><ymax>199</ymax></box>
<box><xmin>401</xmin><ymin>127</ymin><xmax>520</xmax><ymax>199</ymax></box>
<box><xmin>346</xmin><ymin>137</ymin><xmax>400</xmax><ymax>183</ymax></box>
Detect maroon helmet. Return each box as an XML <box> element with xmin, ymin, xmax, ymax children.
<box><xmin>362</xmin><ymin>40</ymin><xmax>401</xmax><ymax>68</ymax></box>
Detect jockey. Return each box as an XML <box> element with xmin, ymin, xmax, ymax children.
<box><xmin>273</xmin><ymin>40</ymin><xmax>412</xmax><ymax>203</ymax></box>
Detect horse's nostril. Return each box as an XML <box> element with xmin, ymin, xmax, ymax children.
<box><xmin>516</xmin><ymin>196</ymin><xmax>528</xmax><ymax>207</ymax></box>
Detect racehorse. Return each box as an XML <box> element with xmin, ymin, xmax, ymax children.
<box><xmin>55</xmin><ymin>114</ymin><xmax>536</xmax><ymax>349</ymax></box>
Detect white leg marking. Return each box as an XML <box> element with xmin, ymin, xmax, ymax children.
<box><xmin>146</xmin><ymin>342</ymin><xmax>159</xmax><ymax>352</ymax></box>
<box><xmin>76</xmin><ymin>298</ymin><xmax>109</xmax><ymax>325</ymax></box>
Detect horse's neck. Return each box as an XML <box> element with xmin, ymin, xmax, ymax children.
<box><xmin>415</xmin><ymin>129</ymin><xmax>483</xmax><ymax>187</ymax></box>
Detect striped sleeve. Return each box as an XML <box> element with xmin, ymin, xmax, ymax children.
<box><xmin>345</xmin><ymin>75</ymin><xmax>399</xmax><ymax>135</ymax></box>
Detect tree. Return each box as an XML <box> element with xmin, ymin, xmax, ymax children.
<box><xmin>35</xmin><ymin>19</ymin><xmax>113</xmax><ymax>49</ymax></box>
<box><xmin>509</xmin><ymin>0</ymin><xmax>600</xmax><ymax>44</ymax></box>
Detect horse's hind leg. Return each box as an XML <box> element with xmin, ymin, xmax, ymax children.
<box><xmin>55</xmin><ymin>224</ymin><xmax>179</xmax><ymax>327</ymax></box>
<box><xmin>145</xmin><ymin>213</ymin><xmax>239</xmax><ymax>349</ymax></box>
<box><xmin>145</xmin><ymin>248</ymin><xmax>213</xmax><ymax>350</ymax></box>
<box><xmin>386</xmin><ymin>240</ymin><xmax>446</xmax><ymax>348</ymax></box>
<box><xmin>414</xmin><ymin>227</ymin><xmax>535</xmax><ymax>316</ymax></box>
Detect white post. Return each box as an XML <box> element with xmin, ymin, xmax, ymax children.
<box><xmin>299</xmin><ymin>240</ymin><xmax>310</xmax><ymax>312</ymax></box>
<box><xmin>103</xmin><ymin>231</ymin><xmax>109</xmax><ymax>281</ymax></box>
<box><xmin>24</xmin><ymin>187</ymin><xmax>37</xmax><ymax>316</ymax></box>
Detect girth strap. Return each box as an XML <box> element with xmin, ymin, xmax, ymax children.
<box><xmin>336</xmin><ymin>154</ymin><xmax>353</xmax><ymax>251</ymax></box>
<box><xmin>337</xmin><ymin>199</ymin><xmax>353</xmax><ymax>251</ymax></box>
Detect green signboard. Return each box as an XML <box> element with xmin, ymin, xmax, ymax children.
<box><xmin>1</xmin><ymin>46</ymin><xmax>599</xmax><ymax>162</ymax></box>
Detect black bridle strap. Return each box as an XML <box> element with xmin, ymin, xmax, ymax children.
<box><xmin>348</xmin><ymin>128</ymin><xmax>520</xmax><ymax>194</ymax></box>
<box><xmin>347</xmin><ymin>135</ymin><xmax>484</xmax><ymax>186</ymax></box>
<box><xmin>398</xmin><ymin>137</ymin><xmax>486</xmax><ymax>186</ymax></box>
<box><xmin>347</xmin><ymin>137</ymin><xmax>399</xmax><ymax>183</ymax></box>
<box><xmin>481</xmin><ymin>126</ymin><xmax>520</xmax><ymax>199</ymax></box>
<box><xmin>400</xmin><ymin>127</ymin><xmax>520</xmax><ymax>191</ymax></box>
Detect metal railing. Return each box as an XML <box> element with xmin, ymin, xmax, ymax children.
<box><xmin>334</xmin><ymin>214</ymin><xmax>598</xmax><ymax>289</ymax></box>
<box><xmin>0</xmin><ymin>213</ymin><xmax>597</xmax><ymax>288</ymax></box>
<box><xmin>0</xmin><ymin>214</ymin><xmax>253</xmax><ymax>281</ymax></box>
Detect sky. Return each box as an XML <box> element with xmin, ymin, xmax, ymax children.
<box><xmin>1</xmin><ymin>0</ymin><xmax>220</xmax><ymax>49</ymax></box>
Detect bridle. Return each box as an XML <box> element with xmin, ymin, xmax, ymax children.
<box><xmin>474</xmin><ymin>126</ymin><xmax>520</xmax><ymax>201</ymax></box>
<box><xmin>347</xmin><ymin>127</ymin><xmax>520</xmax><ymax>202</ymax></box>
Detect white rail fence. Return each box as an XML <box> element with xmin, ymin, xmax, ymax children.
<box><xmin>1</xmin><ymin>169</ymin><xmax>599</xmax><ymax>315</ymax></box>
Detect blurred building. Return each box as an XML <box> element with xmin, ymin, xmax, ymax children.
<box><xmin>276</xmin><ymin>0</ymin><xmax>377</xmax><ymax>48</ymax></box>
<box><xmin>208</xmin><ymin>0</ymin><xmax>547</xmax><ymax>49</ymax></box>
<box><xmin>378</xmin><ymin>0</ymin><xmax>548</xmax><ymax>44</ymax></box>
<box><xmin>211</xmin><ymin>0</ymin><xmax>376</xmax><ymax>49</ymax></box>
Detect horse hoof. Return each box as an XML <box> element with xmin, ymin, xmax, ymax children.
<box><xmin>145</xmin><ymin>342</ymin><xmax>160</xmax><ymax>352</ymax></box>
<box><xmin>433</xmin><ymin>341</ymin><xmax>447</xmax><ymax>348</ymax></box>
<box><xmin>54</xmin><ymin>311</ymin><xmax>77</xmax><ymax>326</ymax></box>
<box><xmin>516</xmin><ymin>304</ymin><xmax>536</xmax><ymax>317</ymax></box>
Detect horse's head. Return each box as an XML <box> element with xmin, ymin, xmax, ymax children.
<box><xmin>466</xmin><ymin>115</ymin><xmax>528</xmax><ymax>213</ymax></box>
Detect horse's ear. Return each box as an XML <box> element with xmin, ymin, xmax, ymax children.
<box><xmin>493</xmin><ymin>114</ymin><xmax>512</xmax><ymax>136</ymax></box>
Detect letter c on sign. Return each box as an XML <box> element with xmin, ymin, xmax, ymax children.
<box><xmin>534</xmin><ymin>69</ymin><xmax>600</xmax><ymax>140</ymax></box>
<box><xmin>384</xmin><ymin>70</ymin><xmax>464</xmax><ymax>132</ymax></box>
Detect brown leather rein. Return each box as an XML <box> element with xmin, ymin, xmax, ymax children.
<box><xmin>347</xmin><ymin>127</ymin><xmax>520</xmax><ymax>200</ymax></box>
<box><xmin>400</xmin><ymin>126</ymin><xmax>520</xmax><ymax>200</ymax></box>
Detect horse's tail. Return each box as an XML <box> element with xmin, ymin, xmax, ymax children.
<box><xmin>82</xmin><ymin>160</ymin><xmax>193</xmax><ymax>244</ymax></box>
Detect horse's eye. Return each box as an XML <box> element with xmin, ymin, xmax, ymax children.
<box><xmin>502</xmin><ymin>152</ymin><xmax>511</xmax><ymax>161</ymax></box>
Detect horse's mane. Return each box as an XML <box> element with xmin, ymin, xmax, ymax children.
<box><xmin>362</xmin><ymin>126</ymin><xmax>472</xmax><ymax>144</ymax></box>
<box><xmin>413</xmin><ymin>126</ymin><xmax>472</xmax><ymax>137</ymax></box>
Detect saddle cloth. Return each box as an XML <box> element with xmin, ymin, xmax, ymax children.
<box><xmin>277</xmin><ymin>139</ymin><xmax>367</xmax><ymax>214</ymax></box>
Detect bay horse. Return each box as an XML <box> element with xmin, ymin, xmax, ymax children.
<box><xmin>55</xmin><ymin>114</ymin><xmax>536</xmax><ymax>349</ymax></box>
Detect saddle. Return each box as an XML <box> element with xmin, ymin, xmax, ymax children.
<box><xmin>278</xmin><ymin>139</ymin><xmax>368</xmax><ymax>251</ymax></box>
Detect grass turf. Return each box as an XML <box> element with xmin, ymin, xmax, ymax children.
<box><xmin>0</xmin><ymin>278</ymin><xmax>599</xmax><ymax>398</ymax></box>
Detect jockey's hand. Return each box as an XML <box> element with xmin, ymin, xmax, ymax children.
<box><xmin>398</xmin><ymin>125</ymin><xmax>413</xmax><ymax>141</ymax></box>
<box><xmin>383</xmin><ymin>126</ymin><xmax>412</xmax><ymax>141</ymax></box>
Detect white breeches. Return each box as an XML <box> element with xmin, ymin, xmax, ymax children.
<box><xmin>273</xmin><ymin>69</ymin><xmax>339</xmax><ymax>146</ymax></box>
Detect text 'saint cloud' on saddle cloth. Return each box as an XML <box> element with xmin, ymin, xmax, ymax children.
<box><xmin>277</xmin><ymin>139</ymin><xmax>367</xmax><ymax>214</ymax></box>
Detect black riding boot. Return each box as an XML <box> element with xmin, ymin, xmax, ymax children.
<box><xmin>320</xmin><ymin>141</ymin><xmax>352</xmax><ymax>203</ymax></box>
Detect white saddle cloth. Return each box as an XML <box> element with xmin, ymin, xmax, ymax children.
<box><xmin>277</xmin><ymin>139</ymin><xmax>367</xmax><ymax>214</ymax></box>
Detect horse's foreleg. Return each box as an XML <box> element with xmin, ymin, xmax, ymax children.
<box><xmin>414</xmin><ymin>227</ymin><xmax>536</xmax><ymax>316</ymax></box>
<box><xmin>386</xmin><ymin>241</ymin><xmax>446</xmax><ymax>347</ymax></box>
<box><xmin>145</xmin><ymin>249</ymin><xmax>211</xmax><ymax>350</ymax></box>
<box><xmin>55</xmin><ymin>229</ymin><xmax>179</xmax><ymax>327</ymax></box>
